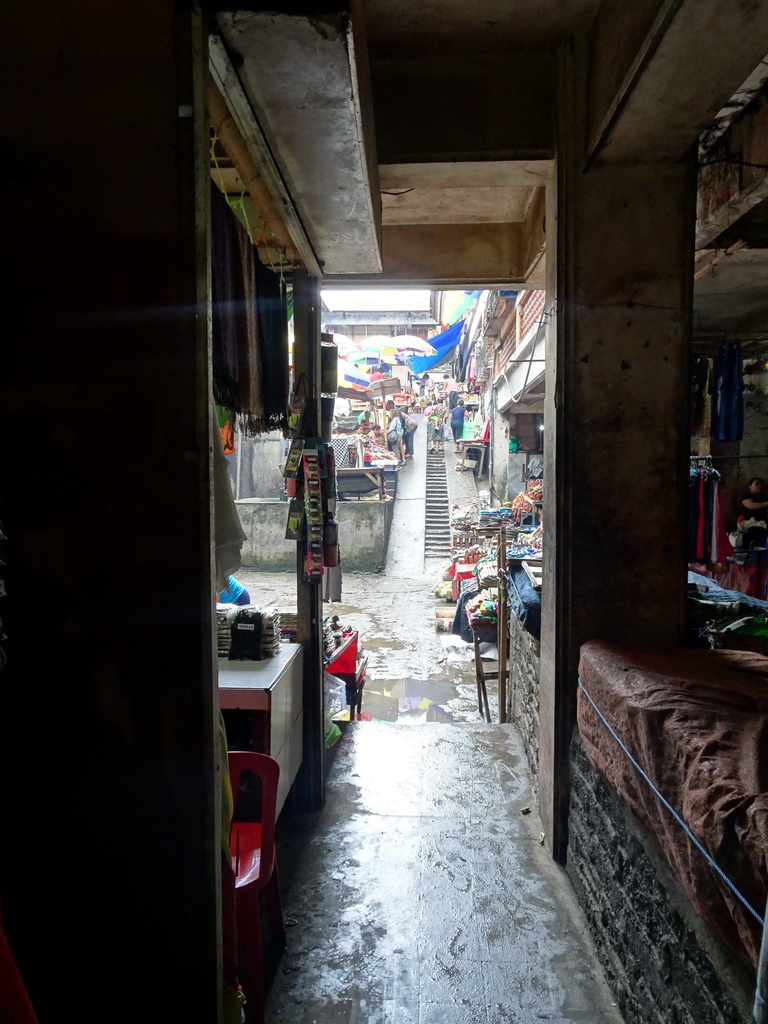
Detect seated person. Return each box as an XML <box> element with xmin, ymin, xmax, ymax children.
<box><xmin>217</xmin><ymin>575</ymin><xmax>251</xmax><ymax>606</ymax></box>
<box><xmin>741</xmin><ymin>477</ymin><xmax>768</xmax><ymax>522</ymax></box>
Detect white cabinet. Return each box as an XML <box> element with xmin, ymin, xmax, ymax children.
<box><xmin>218</xmin><ymin>643</ymin><xmax>303</xmax><ymax>819</ymax></box>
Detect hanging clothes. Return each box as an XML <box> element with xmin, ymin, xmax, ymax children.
<box><xmin>213</xmin><ymin>406</ymin><xmax>246</xmax><ymax>592</ymax></box>
<box><xmin>688</xmin><ymin>459</ymin><xmax>733</xmax><ymax>564</ymax></box>
<box><xmin>690</xmin><ymin>356</ymin><xmax>712</xmax><ymax>438</ymax></box>
<box><xmin>210</xmin><ymin>185</ymin><xmax>290</xmax><ymax>434</ymax></box>
<box><xmin>711</xmin><ymin>341</ymin><xmax>744</xmax><ymax>442</ymax></box>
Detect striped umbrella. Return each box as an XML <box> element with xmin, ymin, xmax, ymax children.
<box><xmin>338</xmin><ymin>357</ymin><xmax>371</xmax><ymax>391</ymax></box>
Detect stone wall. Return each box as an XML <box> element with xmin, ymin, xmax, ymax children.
<box><xmin>236</xmin><ymin>498</ymin><xmax>394</xmax><ymax>572</ymax></box>
<box><xmin>507</xmin><ymin>612</ymin><xmax>540</xmax><ymax>785</ymax></box>
<box><xmin>567</xmin><ymin>736</ymin><xmax>755</xmax><ymax>1024</ymax></box>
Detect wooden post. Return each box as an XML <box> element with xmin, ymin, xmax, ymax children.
<box><xmin>292</xmin><ymin>268</ymin><xmax>325</xmax><ymax>811</ymax></box>
<box><xmin>498</xmin><ymin>525</ymin><xmax>508</xmax><ymax>723</ymax></box>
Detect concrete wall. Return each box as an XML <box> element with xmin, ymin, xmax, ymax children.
<box><xmin>490</xmin><ymin>408</ymin><xmax>511</xmax><ymax>504</ymax></box>
<box><xmin>508</xmin><ymin>613</ymin><xmax>540</xmax><ymax>786</ymax></box>
<box><xmin>741</xmin><ymin>378</ymin><xmax>768</xmax><ymax>490</ymax></box>
<box><xmin>233</xmin><ymin>431</ymin><xmax>287</xmax><ymax>500</ymax></box>
<box><xmin>568</xmin><ymin>738</ymin><xmax>755</xmax><ymax>1024</ymax></box>
<box><xmin>237</xmin><ymin>497</ymin><xmax>394</xmax><ymax>572</ymax></box>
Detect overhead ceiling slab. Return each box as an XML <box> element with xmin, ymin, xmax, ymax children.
<box><xmin>380</xmin><ymin>161</ymin><xmax>551</xmax><ymax>190</ymax></box>
<box><xmin>216</xmin><ymin>5</ymin><xmax>382</xmax><ymax>275</ymax></box>
<box><xmin>588</xmin><ymin>0</ymin><xmax>768</xmax><ymax>164</ymax></box>
<box><xmin>693</xmin><ymin>247</ymin><xmax>768</xmax><ymax>335</ymax></box>
<box><xmin>364</xmin><ymin>0</ymin><xmax>599</xmax><ymax>57</ymax></box>
<box><xmin>382</xmin><ymin>186</ymin><xmax>532</xmax><ymax>225</ymax></box>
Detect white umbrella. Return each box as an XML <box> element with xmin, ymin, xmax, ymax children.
<box><xmin>360</xmin><ymin>334</ymin><xmax>437</xmax><ymax>356</ymax></box>
<box><xmin>326</xmin><ymin>333</ymin><xmax>361</xmax><ymax>356</ymax></box>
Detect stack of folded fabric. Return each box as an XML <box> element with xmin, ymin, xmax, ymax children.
<box><xmin>261</xmin><ymin>608</ymin><xmax>281</xmax><ymax>657</ymax></box>
<box><xmin>216</xmin><ymin>606</ymin><xmax>237</xmax><ymax>657</ymax></box>
<box><xmin>280</xmin><ymin>610</ymin><xmax>298</xmax><ymax>643</ymax></box>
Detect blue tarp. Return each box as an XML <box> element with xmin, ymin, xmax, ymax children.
<box><xmin>407</xmin><ymin>319</ymin><xmax>466</xmax><ymax>375</ymax></box>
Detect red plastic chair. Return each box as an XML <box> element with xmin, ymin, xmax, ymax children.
<box><xmin>227</xmin><ymin>751</ymin><xmax>286</xmax><ymax>1024</ymax></box>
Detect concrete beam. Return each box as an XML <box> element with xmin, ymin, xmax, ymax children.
<box><xmin>697</xmin><ymin>86</ymin><xmax>768</xmax><ymax>248</ymax></box>
<box><xmin>209</xmin><ymin>34</ymin><xmax>320</xmax><ymax>274</ymax></box>
<box><xmin>216</xmin><ymin>3</ymin><xmax>382</xmax><ymax>274</ymax></box>
<box><xmin>379</xmin><ymin>161</ymin><xmax>552</xmax><ymax>190</ymax></box>
<box><xmin>372</xmin><ymin>53</ymin><xmax>555</xmax><ymax>163</ymax></box>
<box><xmin>587</xmin><ymin>0</ymin><xmax>768</xmax><ymax>164</ymax></box>
<box><xmin>521</xmin><ymin>186</ymin><xmax>547</xmax><ymax>282</ymax></box>
<box><xmin>323</xmin><ymin>222</ymin><xmax>523</xmax><ymax>287</ymax></box>
<box><xmin>694</xmin><ymin>247</ymin><xmax>768</xmax><ymax>335</ymax></box>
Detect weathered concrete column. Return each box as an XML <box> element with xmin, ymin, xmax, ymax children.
<box><xmin>0</xmin><ymin>6</ymin><xmax>220</xmax><ymax>1022</ymax></box>
<box><xmin>292</xmin><ymin>268</ymin><xmax>326</xmax><ymax>811</ymax></box>
<box><xmin>540</xmin><ymin>45</ymin><xmax>696</xmax><ymax>861</ymax></box>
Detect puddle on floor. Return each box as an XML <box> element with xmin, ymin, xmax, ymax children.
<box><xmin>335</xmin><ymin>666</ymin><xmax>499</xmax><ymax>724</ymax></box>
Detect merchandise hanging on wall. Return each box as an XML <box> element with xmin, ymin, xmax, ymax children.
<box><xmin>303</xmin><ymin>450</ymin><xmax>324</xmax><ymax>580</ymax></box>
<box><xmin>210</xmin><ymin>183</ymin><xmax>290</xmax><ymax>434</ymax></box>
<box><xmin>711</xmin><ymin>340</ymin><xmax>743</xmax><ymax>442</ymax></box>
<box><xmin>688</xmin><ymin>457</ymin><xmax>733</xmax><ymax>564</ymax></box>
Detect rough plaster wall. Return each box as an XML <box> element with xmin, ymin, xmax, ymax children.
<box><xmin>568</xmin><ymin>737</ymin><xmax>755</xmax><ymax>1024</ymax></box>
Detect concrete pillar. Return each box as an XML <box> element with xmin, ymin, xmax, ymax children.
<box><xmin>0</xmin><ymin>6</ymin><xmax>220</xmax><ymax>1021</ymax></box>
<box><xmin>540</xmin><ymin>43</ymin><xmax>696</xmax><ymax>861</ymax></box>
<box><xmin>292</xmin><ymin>269</ymin><xmax>326</xmax><ymax>811</ymax></box>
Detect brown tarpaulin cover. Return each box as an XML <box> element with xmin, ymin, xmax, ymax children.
<box><xmin>577</xmin><ymin>641</ymin><xmax>768</xmax><ymax>970</ymax></box>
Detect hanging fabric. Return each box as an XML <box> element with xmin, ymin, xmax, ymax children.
<box><xmin>688</xmin><ymin>458</ymin><xmax>733</xmax><ymax>563</ymax></box>
<box><xmin>690</xmin><ymin>356</ymin><xmax>712</xmax><ymax>438</ymax></box>
<box><xmin>210</xmin><ymin>184</ymin><xmax>289</xmax><ymax>434</ymax></box>
<box><xmin>711</xmin><ymin>341</ymin><xmax>744</xmax><ymax>442</ymax></box>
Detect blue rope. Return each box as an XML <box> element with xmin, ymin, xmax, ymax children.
<box><xmin>577</xmin><ymin>676</ymin><xmax>765</xmax><ymax>927</ymax></box>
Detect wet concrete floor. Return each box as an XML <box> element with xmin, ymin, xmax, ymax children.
<box><xmin>236</xmin><ymin>426</ymin><xmax>623</xmax><ymax>1022</ymax></box>
<box><xmin>267</xmin><ymin>724</ymin><xmax>624</xmax><ymax>1023</ymax></box>
<box><xmin>239</xmin><ymin>570</ymin><xmax>496</xmax><ymax>723</ymax></box>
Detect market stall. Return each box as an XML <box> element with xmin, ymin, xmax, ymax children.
<box><xmin>431</xmin><ymin>479</ymin><xmax>545</xmax><ymax>723</ymax></box>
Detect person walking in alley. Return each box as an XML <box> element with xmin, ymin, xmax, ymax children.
<box><xmin>386</xmin><ymin>400</ymin><xmax>404</xmax><ymax>460</ymax></box>
<box><xmin>442</xmin><ymin>372</ymin><xmax>459</xmax><ymax>409</ymax></box>
<box><xmin>450</xmin><ymin>399</ymin><xmax>465</xmax><ymax>452</ymax></box>
<box><xmin>425</xmin><ymin>401</ymin><xmax>444</xmax><ymax>454</ymax></box>
<box><xmin>402</xmin><ymin>409</ymin><xmax>418</xmax><ymax>458</ymax></box>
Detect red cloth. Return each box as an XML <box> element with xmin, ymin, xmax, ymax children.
<box><xmin>714</xmin><ymin>564</ymin><xmax>768</xmax><ymax>598</ymax></box>
<box><xmin>696</xmin><ymin>476</ymin><xmax>706</xmax><ymax>560</ymax></box>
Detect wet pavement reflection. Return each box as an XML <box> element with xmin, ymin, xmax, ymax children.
<box><xmin>268</xmin><ymin>724</ymin><xmax>624</xmax><ymax>1023</ymax></box>
<box><xmin>238</xmin><ymin>571</ymin><xmax>499</xmax><ymax>724</ymax></box>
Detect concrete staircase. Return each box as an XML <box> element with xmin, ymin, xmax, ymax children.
<box><xmin>425</xmin><ymin>450</ymin><xmax>451</xmax><ymax>558</ymax></box>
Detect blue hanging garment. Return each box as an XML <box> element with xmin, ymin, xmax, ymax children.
<box><xmin>711</xmin><ymin>340</ymin><xmax>743</xmax><ymax>442</ymax></box>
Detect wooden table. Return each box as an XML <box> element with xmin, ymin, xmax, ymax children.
<box><xmin>336</xmin><ymin>466</ymin><xmax>387</xmax><ymax>500</ymax></box>
<box><xmin>218</xmin><ymin>643</ymin><xmax>303</xmax><ymax>818</ymax></box>
<box><xmin>455</xmin><ymin>439</ymin><xmax>490</xmax><ymax>476</ymax></box>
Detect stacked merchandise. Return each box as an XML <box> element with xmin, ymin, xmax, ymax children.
<box><xmin>466</xmin><ymin>588</ymin><xmax>499</xmax><ymax>639</ymax></box>
<box><xmin>451</xmin><ymin>502</ymin><xmax>480</xmax><ymax>548</ymax></box>
<box><xmin>479</xmin><ymin>507</ymin><xmax>515</xmax><ymax>528</ymax></box>
<box><xmin>261</xmin><ymin>608</ymin><xmax>282</xmax><ymax>656</ymax></box>
<box><xmin>507</xmin><ymin>524</ymin><xmax>543</xmax><ymax>560</ymax></box>
<box><xmin>217</xmin><ymin>606</ymin><xmax>235</xmax><ymax>657</ymax></box>
<box><xmin>508</xmin><ymin>479</ymin><xmax>543</xmax><ymax>526</ymax></box>
<box><xmin>218</xmin><ymin>605</ymin><xmax>282</xmax><ymax>660</ymax></box>
<box><xmin>279</xmin><ymin>610</ymin><xmax>298</xmax><ymax>643</ymax></box>
<box><xmin>360</xmin><ymin>432</ymin><xmax>399</xmax><ymax>466</ymax></box>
